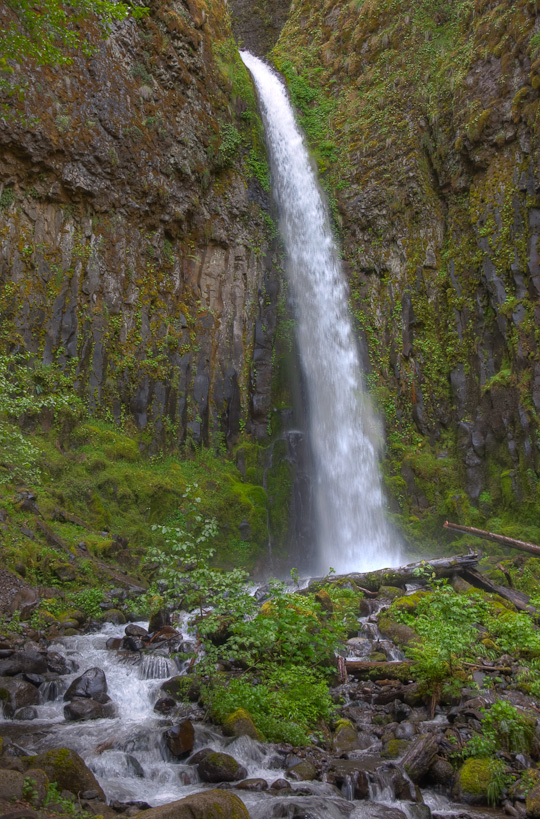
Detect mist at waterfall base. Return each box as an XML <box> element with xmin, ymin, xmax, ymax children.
<box><xmin>240</xmin><ymin>51</ymin><xmax>401</xmax><ymax>576</ymax></box>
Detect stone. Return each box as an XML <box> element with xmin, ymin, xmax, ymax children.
<box><xmin>526</xmin><ymin>784</ymin><xmax>540</xmax><ymax>818</ymax></box>
<box><xmin>154</xmin><ymin>696</ymin><xmax>176</xmax><ymax>715</ymax></box>
<box><xmin>20</xmin><ymin>748</ymin><xmax>105</xmax><ymax>799</ymax></box>
<box><xmin>13</xmin><ymin>707</ymin><xmax>38</xmax><ymax>720</ymax></box>
<box><xmin>314</xmin><ymin>588</ymin><xmax>334</xmax><ymax>613</ymax></box>
<box><xmin>0</xmin><ymin>769</ymin><xmax>24</xmax><ymax>801</ymax></box>
<box><xmin>64</xmin><ymin>667</ymin><xmax>108</xmax><ymax>702</ymax></box>
<box><xmin>47</xmin><ymin>650</ymin><xmax>77</xmax><ymax>675</ymax></box>
<box><xmin>161</xmin><ymin>676</ymin><xmax>201</xmax><ymax>703</ymax></box>
<box><xmin>378</xmin><ymin>616</ymin><xmax>421</xmax><ymax>647</ymax></box>
<box><xmin>287</xmin><ymin>760</ymin><xmax>317</xmax><ymax>781</ymax></box>
<box><xmin>0</xmin><ymin>650</ymin><xmax>47</xmax><ymax>676</ymax></box>
<box><xmin>164</xmin><ymin>719</ymin><xmax>195</xmax><ymax>757</ymax></box>
<box><xmin>197</xmin><ymin>752</ymin><xmax>247</xmax><ymax>783</ymax></box>
<box><xmin>332</xmin><ymin>720</ymin><xmax>360</xmax><ymax>754</ymax></box>
<box><xmin>233</xmin><ymin>779</ymin><xmax>268</xmax><ymax>791</ymax></box>
<box><xmin>64</xmin><ymin>697</ymin><xmax>116</xmax><ymax>721</ymax></box>
<box><xmin>378</xmin><ymin>586</ymin><xmax>404</xmax><ymax>600</ymax></box>
<box><xmin>222</xmin><ymin>708</ymin><xmax>260</xmax><ymax>740</ymax></box>
<box><xmin>103</xmin><ymin>609</ymin><xmax>126</xmax><ymax>625</ymax></box>
<box><xmin>0</xmin><ymin>678</ymin><xmax>40</xmax><ymax>716</ymax></box>
<box><xmin>8</xmin><ymin>588</ymin><xmax>40</xmax><ymax>619</ymax></box>
<box><xmin>128</xmin><ymin>791</ymin><xmax>249</xmax><ymax>819</ymax></box>
<box><xmin>428</xmin><ymin>756</ymin><xmax>455</xmax><ymax>789</ymax></box>
<box><xmin>125</xmin><ymin>624</ymin><xmax>147</xmax><ymax>638</ymax></box>
<box><xmin>454</xmin><ymin>757</ymin><xmax>493</xmax><ymax>805</ymax></box>
<box><xmin>23</xmin><ymin>769</ymin><xmax>49</xmax><ymax>807</ymax></box>
<box><xmin>402</xmin><ymin>733</ymin><xmax>439</xmax><ymax>783</ymax></box>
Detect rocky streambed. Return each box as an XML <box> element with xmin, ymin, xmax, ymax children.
<box><xmin>1</xmin><ymin>576</ymin><xmax>540</xmax><ymax>819</ymax></box>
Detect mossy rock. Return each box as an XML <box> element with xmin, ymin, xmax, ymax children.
<box><xmin>222</xmin><ymin>708</ymin><xmax>261</xmax><ymax>740</ymax></box>
<box><xmin>526</xmin><ymin>785</ymin><xmax>540</xmax><ymax>818</ymax></box>
<box><xmin>130</xmin><ymin>790</ymin><xmax>249</xmax><ymax>819</ymax></box>
<box><xmin>20</xmin><ymin>748</ymin><xmax>104</xmax><ymax>799</ymax></box>
<box><xmin>161</xmin><ymin>675</ymin><xmax>201</xmax><ymax>703</ymax></box>
<box><xmin>103</xmin><ymin>609</ymin><xmax>126</xmax><ymax>624</ymax></box>
<box><xmin>369</xmin><ymin>652</ymin><xmax>388</xmax><ymax>663</ymax></box>
<box><xmin>314</xmin><ymin>588</ymin><xmax>334</xmax><ymax>613</ymax></box>
<box><xmin>390</xmin><ymin>591</ymin><xmax>429</xmax><ymax>614</ymax></box>
<box><xmin>378</xmin><ymin>614</ymin><xmax>421</xmax><ymax>647</ymax></box>
<box><xmin>454</xmin><ymin>757</ymin><xmax>494</xmax><ymax>805</ymax></box>
<box><xmin>378</xmin><ymin>586</ymin><xmax>404</xmax><ymax>600</ymax></box>
<box><xmin>381</xmin><ymin>738</ymin><xmax>410</xmax><ymax>758</ymax></box>
<box><xmin>332</xmin><ymin>720</ymin><xmax>360</xmax><ymax>754</ymax></box>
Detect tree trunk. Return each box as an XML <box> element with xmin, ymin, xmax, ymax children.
<box><xmin>308</xmin><ymin>553</ymin><xmax>479</xmax><ymax>592</ymax></box>
<box><xmin>444</xmin><ymin>521</ymin><xmax>540</xmax><ymax>557</ymax></box>
<box><xmin>345</xmin><ymin>660</ymin><xmax>414</xmax><ymax>681</ymax></box>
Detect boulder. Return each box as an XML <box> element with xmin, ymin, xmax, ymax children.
<box><xmin>0</xmin><ymin>651</ymin><xmax>47</xmax><ymax>676</ymax></box>
<box><xmin>64</xmin><ymin>697</ymin><xmax>116</xmax><ymax>721</ymax></box>
<box><xmin>378</xmin><ymin>586</ymin><xmax>404</xmax><ymax>600</ymax></box>
<box><xmin>161</xmin><ymin>676</ymin><xmax>201</xmax><ymax>703</ymax></box>
<box><xmin>20</xmin><ymin>748</ymin><xmax>105</xmax><ymax>799</ymax></box>
<box><xmin>526</xmin><ymin>784</ymin><xmax>540</xmax><ymax>818</ymax></box>
<box><xmin>454</xmin><ymin>757</ymin><xmax>494</xmax><ymax>804</ymax></box>
<box><xmin>14</xmin><ymin>706</ymin><xmax>38</xmax><ymax>720</ymax></box>
<box><xmin>287</xmin><ymin>760</ymin><xmax>317</xmax><ymax>781</ymax></box>
<box><xmin>332</xmin><ymin>720</ymin><xmax>360</xmax><ymax>754</ymax></box>
<box><xmin>46</xmin><ymin>651</ymin><xmax>77</xmax><ymax>675</ymax></box>
<box><xmin>234</xmin><ymin>779</ymin><xmax>268</xmax><ymax>791</ymax></box>
<box><xmin>64</xmin><ymin>667</ymin><xmax>108</xmax><ymax>702</ymax></box>
<box><xmin>428</xmin><ymin>756</ymin><xmax>455</xmax><ymax>789</ymax></box>
<box><xmin>164</xmin><ymin>719</ymin><xmax>195</xmax><ymax>757</ymax></box>
<box><xmin>23</xmin><ymin>768</ymin><xmax>49</xmax><ymax>807</ymax></box>
<box><xmin>401</xmin><ymin>733</ymin><xmax>439</xmax><ymax>783</ymax></box>
<box><xmin>314</xmin><ymin>589</ymin><xmax>334</xmax><ymax>613</ymax></box>
<box><xmin>378</xmin><ymin>616</ymin><xmax>421</xmax><ymax>647</ymax></box>
<box><xmin>0</xmin><ymin>678</ymin><xmax>40</xmax><ymax>716</ymax></box>
<box><xmin>0</xmin><ymin>769</ymin><xmax>24</xmax><ymax>801</ymax></box>
<box><xmin>197</xmin><ymin>752</ymin><xmax>247</xmax><ymax>783</ymax></box>
<box><xmin>222</xmin><ymin>709</ymin><xmax>260</xmax><ymax>740</ymax></box>
<box><xmin>125</xmin><ymin>624</ymin><xmax>148</xmax><ymax>638</ymax></box>
<box><xmin>130</xmin><ymin>790</ymin><xmax>249</xmax><ymax>819</ymax></box>
<box><xmin>149</xmin><ymin>609</ymin><xmax>171</xmax><ymax>632</ymax></box>
<box><xmin>103</xmin><ymin>609</ymin><xmax>126</xmax><ymax>625</ymax></box>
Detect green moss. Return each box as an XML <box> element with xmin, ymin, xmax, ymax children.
<box><xmin>458</xmin><ymin>757</ymin><xmax>493</xmax><ymax>801</ymax></box>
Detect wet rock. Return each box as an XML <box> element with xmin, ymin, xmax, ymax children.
<box><xmin>401</xmin><ymin>733</ymin><xmax>439</xmax><ymax>783</ymax></box>
<box><xmin>128</xmin><ymin>790</ymin><xmax>250</xmax><ymax>818</ymax></box>
<box><xmin>47</xmin><ymin>650</ymin><xmax>78</xmax><ymax>675</ymax></box>
<box><xmin>13</xmin><ymin>706</ymin><xmax>38</xmax><ymax>720</ymax></box>
<box><xmin>287</xmin><ymin>760</ymin><xmax>317</xmax><ymax>780</ymax></box>
<box><xmin>125</xmin><ymin>624</ymin><xmax>147</xmax><ymax>638</ymax></box>
<box><xmin>382</xmin><ymin>738</ymin><xmax>410</xmax><ymax>758</ymax></box>
<box><xmin>161</xmin><ymin>675</ymin><xmax>201</xmax><ymax>703</ymax></box>
<box><xmin>198</xmin><ymin>752</ymin><xmax>247</xmax><ymax>783</ymax></box>
<box><xmin>395</xmin><ymin>722</ymin><xmax>416</xmax><ymax>740</ymax></box>
<box><xmin>332</xmin><ymin>720</ymin><xmax>361</xmax><ymax>754</ymax></box>
<box><xmin>0</xmin><ymin>650</ymin><xmax>47</xmax><ymax>676</ymax></box>
<box><xmin>378</xmin><ymin>586</ymin><xmax>404</xmax><ymax>600</ymax></box>
<box><xmin>164</xmin><ymin>719</ymin><xmax>195</xmax><ymax>757</ymax></box>
<box><xmin>103</xmin><ymin>609</ymin><xmax>126</xmax><ymax>625</ymax></box>
<box><xmin>222</xmin><ymin>708</ymin><xmax>260</xmax><ymax>740</ymax></box>
<box><xmin>0</xmin><ymin>677</ymin><xmax>40</xmax><ymax>716</ymax></box>
<box><xmin>234</xmin><ymin>778</ymin><xmax>268</xmax><ymax>791</ymax></box>
<box><xmin>64</xmin><ymin>667</ymin><xmax>108</xmax><ymax>702</ymax></box>
<box><xmin>187</xmin><ymin>748</ymin><xmax>213</xmax><ymax>766</ymax></box>
<box><xmin>106</xmin><ymin>638</ymin><xmax>122</xmax><ymax>651</ymax></box>
<box><xmin>20</xmin><ymin>748</ymin><xmax>105</xmax><ymax>799</ymax></box>
<box><xmin>122</xmin><ymin>636</ymin><xmax>144</xmax><ymax>651</ymax></box>
<box><xmin>270</xmin><ymin>778</ymin><xmax>290</xmax><ymax>790</ymax></box>
<box><xmin>64</xmin><ymin>697</ymin><xmax>116</xmax><ymax>721</ymax></box>
<box><xmin>148</xmin><ymin>609</ymin><xmax>171</xmax><ymax>632</ymax></box>
<box><xmin>428</xmin><ymin>756</ymin><xmax>455</xmax><ymax>789</ymax></box>
<box><xmin>154</xmin><ymin>696</ymin><xmax>176</xmax><ymax>715</ymax></box>
<box><xmin>378</xmin><ymin>616</ymin><xmax>421</xmax><ymax>648</ymax></box>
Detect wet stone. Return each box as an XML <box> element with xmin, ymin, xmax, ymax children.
<box><xmin>64</xmin><ymin>667</ymin><xmax>108</xmax><ymax>702</ymax></box>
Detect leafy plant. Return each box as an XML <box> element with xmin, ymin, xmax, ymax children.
<box><xmin>461</xmin><ymin>700</ymin><xmax>534</xmax><ymax>758</ymax></box>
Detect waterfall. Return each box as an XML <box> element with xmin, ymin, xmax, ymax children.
<box><xmin>240</xmin><ymin>52</ymin><xmax>401</xmax><ymax>574</ymax></box>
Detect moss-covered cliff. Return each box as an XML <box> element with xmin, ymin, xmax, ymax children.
<box><xmin>272</xmin><ymin>0</ymin><xmax>540</xmax><ymax>549</ymax></box>
<box><xmin>0</xmin><ymin>0</ymin><xmax>279</xmax><ymax>449</ymax></box>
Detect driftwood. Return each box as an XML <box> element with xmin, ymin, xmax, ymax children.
<box><xmin>345</xmin><ymin>660</ymin><xmax>413</xmax><ymax>681</ymax></box>
<box><xmin>309</xmin><ymin>553</ymin><xmax>479</xmax><ymax>593</ymax></box>
<box><xmin>444</xmin><ymin>520</ymin><xmax>540</xmax><ymax>557</ymax></box>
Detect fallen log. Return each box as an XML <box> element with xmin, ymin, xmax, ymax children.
<box><xmin>461</xmin><ymin>567</ymin><xmax>539</xmax><ymax>616</ymax></box>
<box><xmin>345</xmin><ymin>660</ymin><xmax>414</xmax><ymax>681</ymax></box>
<box><xmin>308</xmin><ymin>553</ymin><xmax>479</xmax><ymax>593</ymax></box>
<box><xmin>444</xmin><ymin>521</ymin><xmax>540</xmax><ymax>557</ymax></box>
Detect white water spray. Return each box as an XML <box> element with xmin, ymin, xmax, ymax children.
<box><xmin>240</xmin><ymin>52</ymin><xmax>401</xmax><ymax>574</ymax></box>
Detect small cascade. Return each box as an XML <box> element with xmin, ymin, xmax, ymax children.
<box><xmin>138</xmin><ymin>655</ymin><xmax>177</xmax><ymax>680</ymax></box>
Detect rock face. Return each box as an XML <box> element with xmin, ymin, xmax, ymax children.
<box><xmin>0</xmin><ymin>0</ymin><xmax>279</xmax><ymax>449</ymax></box>
<box><xmin>228</xmin><ymin>0</ymin><xmax>291</xmax><ymax>55</ymax></box>
<box><xmin>272</xmin><ymin>0</ymin><xmax>540</xmax><ymax>535</ymax></box>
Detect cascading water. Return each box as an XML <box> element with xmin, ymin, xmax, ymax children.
<box><xmin>240</xmin><ymin>52</ymin><xmax>401</xmax><ymax>575</ymax></box>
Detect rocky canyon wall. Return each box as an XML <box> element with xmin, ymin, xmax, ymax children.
<box><xmin>272</xmin><ymin>0</ymin><xmax>540</xmax><ymax>544</ymax></box>
<box><xmin>0</xmin><ymin>0</ymin><xmax>279</xmax><ymax>450</ymax></box>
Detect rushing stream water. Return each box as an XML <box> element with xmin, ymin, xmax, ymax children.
<box><xmin>240</xmin><ymin>51</ymin><xmax>401</xmax><ymax>575</ymax></box>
